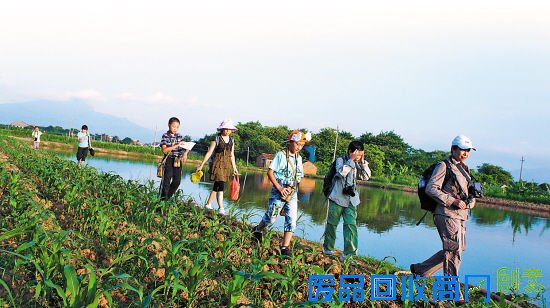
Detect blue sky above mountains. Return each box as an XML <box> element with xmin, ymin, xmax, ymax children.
<box><xmin>1</xmin><ymin>0</ymin><xmax>549</xmax><ymax>182</ymax></box>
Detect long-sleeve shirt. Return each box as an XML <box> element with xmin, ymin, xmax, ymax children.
<box><xmin>32</xmin><ymin>131</ymin><xmax>42</xmax><ymax>142</ymax></box>
<box><xmin>328</xmin><ymin>154</ymin><xmax>371</xmax><ymax>207</ymax></box>
<box><xmin>427</xmin><ymin>156</ymin><xmax>476</xmax><ymax>221</ymax></box>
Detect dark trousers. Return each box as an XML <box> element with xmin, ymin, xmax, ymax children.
<box><xmin>160</xmin><ymin>156</ymin><xmax>182</xmax><ymax>200</ymax></box>
<box><xmin>77</xmin><ymin>147</ymin><xmax>88</xmax><ymax>161</ymax></box>
<box><xmin>213</xmin><ymin>181</ymin><xmax>225</xmax><ymax>192</ymax></box>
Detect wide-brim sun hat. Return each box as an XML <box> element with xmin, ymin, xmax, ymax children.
<box><xmin>452</xmin><ymin>135</ymin><xmax>476</xmax><ymax>151</ymax></box>
<box><xmin>286</xmin><ymin>130</ymin><xmax>312</xmax><ymax>143</ymax></box>
<box><xmin>217</xmin><ymin>119</ymin><xmax>237</xmax><ymax>131</ymax></box>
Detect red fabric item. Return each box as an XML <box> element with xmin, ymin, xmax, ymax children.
<box><xmin>230</xmin><ymin>176</ymin><xmax>240</xmax><ymax>201</ymax></box>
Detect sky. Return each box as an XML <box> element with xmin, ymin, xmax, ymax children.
<box><xmin>1</xmin><ymin>0</ymin><xmax>549</xmax><ymax>181</ymax></box>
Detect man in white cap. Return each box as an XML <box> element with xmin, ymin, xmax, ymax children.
<box><xmin>410</xmin><ymin>135</ymin><xmax>477</xmax><ymax>301</ymax></box>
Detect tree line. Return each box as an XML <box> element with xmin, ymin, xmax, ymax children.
<box><xmin>194</xmin><ymin>121</ymin><xmax>549</xmax><ymax>204</ymax></box>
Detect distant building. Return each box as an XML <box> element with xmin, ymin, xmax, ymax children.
<box><xmin>303</xmin><ymin>161</ymin><xmax>318</xmax><ymax>175</ymax></box>
<box><xmin>256</xmin><ymin>153</ymin><xmax>317</xmax><ymax>175</ymax></box>
<box><xmin>99</xmin><ymin>134</ymin><xmax>113</xmax><ymax>142</ymax></box>
<box><xmin>256</xmin><ymin>153</ymin><xmax>275</xmax><ymax>168</ymax></box>
<box><xmin>10</xmin><ymin>120</ymin><xmax>32</xmax><ymax>128</ymax></box>
<box><xmin>298</xmin><ymin>177</ymin><xmax>316</xmax><ymax>193</ymax></box>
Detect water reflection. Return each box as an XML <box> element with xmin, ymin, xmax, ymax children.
<box><xmin>54</xmin><ymin>150</ymin><xmax>549</xmax><ymax>237</ymax></box>
<box><xmin>52</xmin><ymin>151</ymin><xmax>550</xmax><ymax>299</ymax></box>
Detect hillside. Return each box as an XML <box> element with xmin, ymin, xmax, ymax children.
<box><xmin>0</xmin><ymin>100</ymin><xmax>154</xmax><ymax>142</ymax></box>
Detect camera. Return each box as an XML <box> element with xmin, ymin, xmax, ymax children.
<box><xmin>343</xmin><ymin>185</ymin><xmax>356</xmax><ymax>197</ymax></box>
<box><xmin>468</xmin><ymin>182</ymin><xmax>484</xmax><ymax>198</ymax></box>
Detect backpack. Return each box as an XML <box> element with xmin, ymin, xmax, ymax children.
<box><xmin>322</xmin><ymin>158</ymin><xmax>339</xmax><ymax>198</ymax></box>
<box><xmin>418</xmin><ymin>159</ymin><xmax>452</xmax><ymax>212</ymax></box>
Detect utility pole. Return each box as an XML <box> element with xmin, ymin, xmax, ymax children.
<box><xmin>152</xmin><ymin>125</ymin><xmax>158</xmax><ymax>148</ymax></box>
<box><xmin>332</xmin><ymin>126</ymin><xmax>339</xmax><ymax>162</ymax></box>
<box><xmin>519</xmin><ymin>156</ymin><xmax>525</xmax><ymax>182</ymax></box>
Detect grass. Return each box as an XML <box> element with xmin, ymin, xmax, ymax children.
<box><xmin>0</xmin><ymin>136</ymin><xmax>543</xmax><ymax>307</ymax></box>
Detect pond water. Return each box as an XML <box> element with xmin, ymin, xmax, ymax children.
<box><xmin>58</xmin><ymin>151</ymin><xmax>549</xmax><ymax>300</ymax></box>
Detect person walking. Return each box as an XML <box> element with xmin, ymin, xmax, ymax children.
<box><xmin>196</xmin><ymin>119</ymin><xmax>239</xmax><ymax>215</ymax></box>
<box><xmin>32</xmin><ymin>126</ymin><xmax>43</xmax><ymax>150</ymax></box>
<box><xmin>252</xmin><ymin>130</ymin><xmax>311</xmax><ymax>257</ymax></box>
<box><xmin>322</xmin><ymin>141</ymin><xmax>371</xmax><ymax>261</ymax></box>
<box><xmin>159</xmin><ymin>117</ymin><xmax>189</xmax><ymax>200</ymax></box>
<box><xmin>410</xmin><ymin>135</ymin><xmax>477</xmax><ymax>300</ymax></box>
<box><xmin>76</xmin><ymin>125</ymin><xmax>90</xmax><ymax>167</ymax></box>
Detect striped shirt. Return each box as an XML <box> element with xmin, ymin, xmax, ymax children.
<box><xmin>160</xmin><ymin>131</ymin><xmax>185</xmax><ymax>157</ymax></box>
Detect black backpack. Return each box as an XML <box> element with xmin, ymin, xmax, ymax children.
<box><xmin>418</xmin><ymin>159</ymin><xmax>452</xmax><ymax>212</ymax></box>
<box><xmin>322</xmin><ymin>158</ymin><xmax>339</xmax><ymax>198</ymax></box>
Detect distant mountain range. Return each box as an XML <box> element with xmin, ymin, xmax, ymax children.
<box><xmin>0</xmin><ymin>100</ymin><xmax>155</xmax><ymax>142</ymax></box>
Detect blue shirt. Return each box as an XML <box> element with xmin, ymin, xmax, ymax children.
<box><xmin>160</xmin><ymin>131</ymin><xmax>185</xmax><ymax>157</ymax></box>
<box><xmin>269</xmin><ymin>150</ymin><xmax>304</xmax><ymax>186</ymax></box>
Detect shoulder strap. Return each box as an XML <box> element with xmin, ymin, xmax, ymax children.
<box><xmin>284</xmin><ymin>150</ymin><xmax>298</xmax><ymax>183</ymax></box>
<box><xmin>441</xmin><ymin>159</ymin><xmax>451</xmax><ymax>187</ymax></box>
<box><xmin>161</xmin><ymin>150</ymin><xmax>171</xmax><ymax>164</ymax></box>
<box><xmin>445</xmin><ymin>159</ymin><xmax>469</xmax><ymax>200</ymax></box>
<box><xmin>455</xmin><ymin>163</ymin><xmax>473</xmax><ymax>186</ymax></box>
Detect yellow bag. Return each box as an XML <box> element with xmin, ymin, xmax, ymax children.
<box><xmin>191</xmin><ymin>171</ymin><xmax>203</xmax><ymax>184</ymax></box>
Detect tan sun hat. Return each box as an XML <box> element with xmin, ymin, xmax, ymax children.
<box><xmin>217</xmin><ymin>119</ymin><xmax>237</xmax><ymax>131</ymax></box>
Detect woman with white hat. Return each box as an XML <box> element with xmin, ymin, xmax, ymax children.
<box><xmin>196</xmin><ymin>119</ymin><xmax>239</xmax><ymax>215</ymax></box>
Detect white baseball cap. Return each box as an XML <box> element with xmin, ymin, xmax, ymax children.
<box><xmin>452</xmin><ymin>135</ymin><xmax>476</xmax><ymax>151</ymax></box>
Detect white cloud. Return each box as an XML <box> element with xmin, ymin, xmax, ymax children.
<box><xmin>61</xmin><ymin>89</ymin><xmax>105</xmax><ymax>101</ymax></box>
<box><xmin>25</xmin><ymin>88</ymin><xmax>106</xmax><ymax>102</ymax></box>
<box><xmin>117</xmin><ymin>92</ymin><xmax>177</xmax><ymax>106</ymax></box>
<box><xmin>116</xmin><ymin>92</ymin><xmax>209</xmax><ymax>109</ymax></box>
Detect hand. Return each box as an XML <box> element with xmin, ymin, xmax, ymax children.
<box><xmin>457</xmin><ymin>200</ymin><xmax>468</xmax><ymax>210</ymax></box>
<box><xmin>350</xmin><ymin>150</ymin><xmax>364</xmax><ymax>162</ymax></box>
<box><xmin>178</xmin><ymin>141</ymin><xmax>186</xmax><ymax>148</ymax></box>
<box><xmin>196</xmin><ymin>165</ymin><xmax>203</xmax><ymax>172</ymax></box>
<box><xmin>350</xmin><ymin>150</ymin><xmax>360</xmax><ymax>161</ymax></box>
<box><xmin>233</xmin><ymin>169</ymin><xmax>239</xmax><ymax>176</ymax></box>
<box><xmin>279</xmin><ymin>186</ymin><xmax>290</xmax><ymax>198</ymax></box>
<box><xmin>357</xmin><ymin>150</ymin><xmax>365</xmax><ymax>162</ymax></box>
<box><xmin>182</xmin><ymin>151</ymin><xmax>188</xmax><ymax>161</ymax></box>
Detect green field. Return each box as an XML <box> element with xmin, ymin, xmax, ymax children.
<box><xmin>2</xmin><ymin>136</ymin><xmax>537</xmax><ymax>307</ymax></box>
